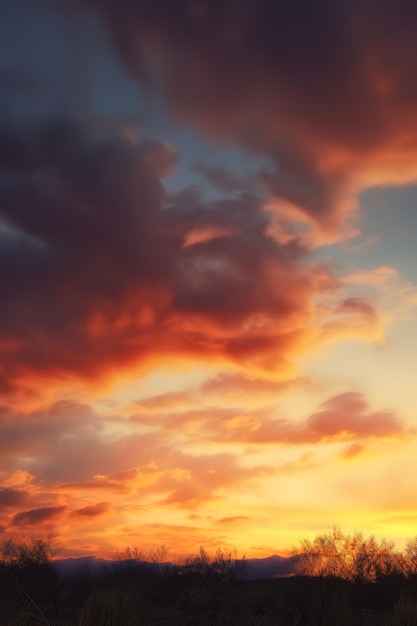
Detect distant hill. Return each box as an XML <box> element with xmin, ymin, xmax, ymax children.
<box><xmin>53</xmin><ymin>553</ymin><xmax>298</xmax><ymax>580</ymax></box>
<box><xmin>53</xmin><ymin>556</ymin><xmax>111</xmax><ymax>579</ymax></box>
<box><xmin>244</xmin><ymin>554</ymin><xmax>299</xmax><ymax>580</ymax></box>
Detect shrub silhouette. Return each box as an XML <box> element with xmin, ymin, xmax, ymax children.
<box><xmin>181</xmin><ymin>546</ymin><xmax>246</xmax><ymax>582</ymax></box>
<box><xmin>294</xmin><ymin>527</ymin><xmax>405</xmax><ymax>582</ymax></box>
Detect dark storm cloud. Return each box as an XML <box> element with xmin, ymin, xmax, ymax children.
<box><xmin>0</xmin><ymin>118</ymin><xmax>356</xmax><ymax>398</ymax></box>
<box><xmin>85</xmin><ymin>0</ymin><xmax>417</xmax><ymax>229</ymax></box>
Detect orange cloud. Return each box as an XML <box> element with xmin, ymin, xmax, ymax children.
<box><xmin>0</xmin><ymin>391</ymin><xmax>410</xmax><ymax>557</ymax></box>
<box><xmin>72</xmin><ymin>502</ymin><xmax>110</xmax><ymax>518</ymax></box>
<box><xmin>0</xmin><ymin>400</ymin><xmax>270</xmax><ymax>548</ymax></box>
<box><xmin>307</xmin><ymin>393</ymin><xmax>403</xmax><ymax>440</ymax></box>
<box><xmin>342</xmin><ymin>443</ymin><xmax>365</xmax><ymax>459</ymax></box>
<box><xmin>11</xmin><ymin>506</ymin><xmax>66</xmax><ymax>528</ymax></box>
<box><xmin>132</xmin><ymin>391</ymin><xmax>409</xmax><ymax>446</ymax></box>
<box><xmin>218</xmin><ymin>516</ymin><xmax>249</xmax><ymax>525</ymax></box>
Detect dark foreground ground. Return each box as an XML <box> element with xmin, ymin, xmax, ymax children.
<box><xmin>2</xmin><ymin>563</ymin><xmax>417</xmax><ymax>625</ymax></box>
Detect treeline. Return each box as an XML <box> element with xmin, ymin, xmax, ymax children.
<box><xmin>116</xmin><ymin>544</ymin><xmax>246</xmax><ymax>582</ymax></box>
<box><xmin>3</xmin><ymin>530</ymin><xmax>417</xmax><ymax>624</ymax></box>
<box><xmin>0</xmin><ymin>538</ymin><xmax>247</xmax><ymax>624</ymax></box>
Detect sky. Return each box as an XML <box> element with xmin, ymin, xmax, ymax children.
<box><xmin>2</xmin><ymin>0</ymin><xmax>417</xmax><ymax>561</ymax></box>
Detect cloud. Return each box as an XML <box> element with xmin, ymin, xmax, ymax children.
<box><xmin>275</xmin><ymin>392</ymin><xmax>407</xmax><ymax>444</ymax></box>
<box><xmin>11</xmin><ymin>505</ymin><xmax>66</xmax><ymax>527</ymax></box>
<box><xmin>1</xmin><ymin>470</ymin><xmax>34</xmax><ymax>489</ymax></box>
<box><xmin>72</xmin><ymin>502</ymin><xmax>110</xmax><ymax>517</ymax></box>
<box><xmin>64</xmin><ymin>468</ymin><xmax>141</xmax><ymax>493</ymax></box>
<box><xmin>85</xmin><ymin>0</ymin><xmax>417</xmax><ymax>233</ymax></box>
<box><xmin>338</xmin><ymin>298</ymin><xmax>378</xmax><ymax>323</ymax></box>
<box><xmin>132</xmin><ymin>391</ymin><xmax>409</xmax><ymax>446</ymax></box>
<box><xmin>131</xmin><ymin>374</ymin><xmax>309</xmax><ymax>418</ymax></box>
<box><xmin>73</xmin><ymin>452</ymin><xmax>267</xmax><ymax>507</ymax></box>
<box><xmin>0</xmin><ymin>119</ymin><xmax>381</xmax><ymax>403</ymax></box>
<box><xmin>343</xmin><ymin>266</ymin><xmax>417</xmax><ymax>321</ymax></box>
<box><xmin>306</xmin><ymin>393</ymin><xmax>403</xmax><ymax>439</ymax></box>
<box><xmin>0</xmin><ymin>392</ymin><xmax>408</xmax><ymax>555</ymax></box>
<box><xmin>342</xmin><ymin>443</ymin><xmax>365</xmax><ymax>459</ymax></box>
<box><xmin>218</xmin><ymin>516</ymin><xmax>249</xmax><ymax>525</ymax></box>
<box><xmin>193</xmin><ymin>161</ymin><xmax>254</xmax><ymax>194</ymax></box>
<box><xmin>0</xmin><ymin>488</ymin><xmax>27</xmax><ymax>508</ymax></box>
<box><xmin>200</xmin><ymin>374</ymin><xmax>307</xmax><ymax>397</ymax></box>
<box><xmin>139</xmin><ymin>140</ymin><xmax>179</xmax><ymax>178</ymax></box>
<box><xmin>0</xmin><ymin>400</ymin><xmax>270</xmax><ymax>528</ymax></box>
<box><xmin>0</xmin><ymin>401</ymin><xmax>104</xmax><ymax>479</ymax></box>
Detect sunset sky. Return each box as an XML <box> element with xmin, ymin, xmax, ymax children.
<box><xmin>3</xmin><ymin>0</ymin><xmax>417</xmax><ymax>561</ymax></box>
